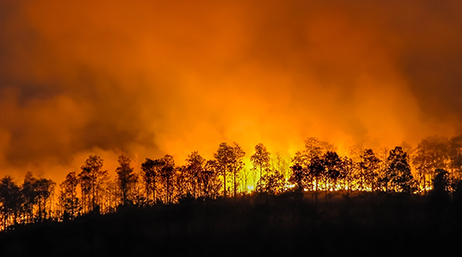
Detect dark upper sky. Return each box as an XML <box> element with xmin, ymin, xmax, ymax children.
<box><xmin>1</xmin><ymin>0</ymin><xmax>462</xmax><ymax>180</ymax></box>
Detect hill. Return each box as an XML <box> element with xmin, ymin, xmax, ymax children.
<box><xmin>1</xmin><ymin>191</ymin><xmax>461</xmax><ymax>256</ymax></box>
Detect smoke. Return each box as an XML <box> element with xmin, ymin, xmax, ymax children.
<box><xmin>1</xmin><ymin>0</ymin><xmax>462</xmax><ymax>181</ymax></box>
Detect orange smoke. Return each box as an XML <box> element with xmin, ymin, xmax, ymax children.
<box><xmin>1</xmin><ymin>0</ymin><xmax>462</xmax><ymax>182</ymax></box>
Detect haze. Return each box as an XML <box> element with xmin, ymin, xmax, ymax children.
<box><xmin>1</xmin><ymin>0</ymin><xmax>462</xmax><ymax>181</ymax></box>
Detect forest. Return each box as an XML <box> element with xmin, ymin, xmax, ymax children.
<box><xmin>0</xmin><ymin>136</ymin><xmax>461</xmax><ymax>230</ymax></box>
<box><xmin>1</xmin><ymin>136</ymin><xmax>462</xmax><ymax>256</ymax></box>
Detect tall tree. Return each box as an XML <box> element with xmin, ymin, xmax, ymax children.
<box><xmin>412</xmin><ymin>136</ymin><xmax>450</xmax><ymax>192</ymax></box>
<box><xmin>340</xmin><ymin>156</ymin><xmax>356</xmax><ymax>193</ymax></box>
<box><xmin>141</xmin><ymin>158</ymin><xmax>159</xmax><ymax>204</ymax></box>
<box><xmin>159</xmin><ymin>155</ymin><xmax>175</xmax><ymax>204</ymax></box>
<box><xmin>21</xmin><ymin>172</ymin><xmax>38</xmax><ymax>223</ymax></box>
<box><xmin>291</xmin><ymin>137</ymin><xmax>334</xmax><ymax>191</ymax></box>
<box><xmin>250</xmin><ymin>143</ymin><xmax>271</xmax><ymax>188</ymax></box>
<box><xmin>214</xmin><ymin>142</ymin><xmax>233</xmax><ymax>198</ymax></box>
<box><xmin>386</xmin><ymin>146</ymin><xmax>416</xmax><ymax>193</ymax></box>
<box><xmin>293</xmin><ymin>137</ymin><xmax>335</xmax><ymax>168</ymax></box>
<box><xmin>185</xmin><ymin>151</ymin><xmax>205</xmax><ymax>198</ymax></box>
<box><xmin>322</xmin><ymin>151</ymin><xmax>342</xmax><ymax>192</ymax></box>
<box><xmin>59</xmin><ymin>171</ymin><xmax>79</xmax><ymax>219</ymax></box>
<box><xmin>79</xmin><ymin>155</ymin><xmax>107</xmax><ymax>213</ymax></box>
<box><xmin>214</xmin><ymin>142</ymin><xmax>245</xmax><ymax>198</ymax></box>
<box><xmin>34</xmin><ymin>178</ymin><xmax>55</xmax><ymax>221</ymax></box>
<box><xmin>200</xmin><ymin>160</ymin><xmax>221</xmax><ymax>198</ymax></box>
<box><xmin>289</xmin><ymin>163</ymin><xmax>305</xmax><ymax>191</ymax></box>
<box><xmin>230</xmin><ymin>143</ymin><xmax>245</xmax><ymax>197</ymax></box>
<box><xmin>359</xmin><ymin>149</ymin><xmax>381</xmax><ymax>191</ymax></box>
<box><xmin>0</xmin><ymin>176</ymin><xmax>23</xmax><ymax>226</ymax></box>
<box><xmin>308</xmin><ymin>156</ymin><xmax>325</xmax><ymax>192</ymax></box>
<box><xmin>116</xmin><ymin>155</ymin><xmax>137</xmax><ymax>205</ymax></box>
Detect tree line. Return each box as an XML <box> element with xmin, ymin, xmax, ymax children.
<box><xmin>0</xmin><ymin>136</ymin><xmax>461</xmax><ymax>230</ymax></box>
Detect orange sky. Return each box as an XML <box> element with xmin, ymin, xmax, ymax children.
<box><xmin>1</xmin><ymin>0</ymin><xmax>462</xmax><ymax>182</ymax></box>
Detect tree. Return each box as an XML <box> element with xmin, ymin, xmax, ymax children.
<box><xmin>59</xmin><ymin>171</ymin><xmax>79</xmax><ymax>220</ymax></box>
<box><xmin>200</xmin><ymin>160</ymin><xmax>222</xmax><ymax>198</ymax></box>
<box><xmin>322</xmin><ymin>151</ymin><xmax>342</xmax><ymax>191</ymax></box>
<box><xmin>289</xmin><ymin>164</ymin><xmax>305</xmax><ymax>191</ymax></box>
<box><xmin>251</xmin><ymin>143</ymin><xmax>271</xmax><ymax>188</ymax></box>
<box><xmin>292</xmin><ymin>137</ymin><xmax>334</xmax><ymax>191</ymax></box>
<box><xmin>449</xmin><ymin>135</ymin><xmax>462</xmax><ymax>181</ymax></box>
<box><xmin>159</xmin><ymin>155</ymin><xmax>175</xmax><ymax>204</ymax></box>
<box><xmin>116</xmin><ymin>155</ymin><xmax>137</xmax><ymax>205</ymax></box>
<box><xmin>413</xmin><ymin>136</ymin><xmax>450</xmax><ymax>192</ymax></box>
<box><xmin>432</xmin><ymin>169</ymin><xmax>450</xmax><ymax>195</ymax></box>
<box><xmin>272</xmin><ymin>152</ymin><xmax>289</xmax><ymax>180</ymax></box>
<box><xmin>359</xmin><ymin>149</ymin><xmax>381</xmax><ymax>191</ymax></box>
<box><xmin>386</xmin><ymin>146</ymin><xmax>417</xmax><ymax>193</ymax></box>
<box><xmin>21</xmin><ymin>172</ymin><xmax>38</xmax><ymax>223</ymax></box>
<box><xmin>258</xmin><ymin>171</ymin><xmax>285</xmax><ymax>195</ymax></box>
<box><xmin>79</xmin><ymin>155</ymin><xmax>107</xmax><ymax>213</ymax></box>
<box><xmin>34</xmin><ymin>178</ymin><xmax>55</xmax><ymax>221</ymax></box>
<box><xmin>184</xmin><ymin>151</ymin><xmax>205</xmax><ymax>198</ymax></box>
<box><xmin>339</xmin><ymin>156</ymin><xmax>356</xmax><ymax>193</ymax></box>
<box><xmin>292</xmin><ymin>138</ymin><xmax>334</xmax><ymax>166</ymax></box>
<box><xmin>214</xmin><ymin>142</ymin><xmax>245</xmax><ymax>198</ymax></box>
<box><xmin>230</xmin><ymin>143</ymin><xmax>245</xmax><ymax>197</ymax></box>
<box><xmin>0</xmin><ymin>176</ymin><xmax>23</xmax><ymax>226</ymax></box>
<box><xmin>429</xmin><ymin>169</ymin><xmax>451</xmax><ymax>213</ymax></box>
<box><xmin>141</xmin><ymin>158</ymin><xmax>159</xmax><ymax>204</ymax></box>
<box><xmin>308</xmin><ymin>156</ymin><xmax>325</xmax><ymax>192</ymax></box>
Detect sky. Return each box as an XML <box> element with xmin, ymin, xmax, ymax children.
<box><xmin>1</xmin><ymin>0</ymin><xmax>462</xmax><ymax>181</ymax></box>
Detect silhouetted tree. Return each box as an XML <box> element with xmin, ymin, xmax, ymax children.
<box><xmin>21</xmin><ymin>172</ymin><xmax>38</xmax><ymax>223</ymax></box>
<box><xmin>251</xmin><ymin>143</ymin><xmax>271</xmax><ymax>188</ymax></box>
<box><xmin>449</xmin><ymin>135</ymin><xmax>462</xmax><ymax>182</ymax></box>
<box><xmin>340</xmin><ymin>156</ymin><xmax>355</xmax><ymax>193</ymax></box>
<box><xmin>141</xmin><ymin>158</ymin><xmax>159</xmax><ymax>204</ymax></box>
<box><xmin>20</xmin><ymin>172</ymin><xmax>55</xmax><ymax>222</ymax></box>
<box><xmin>185</xmin><ymin>151</ymin><xmax>205</xmax><ymax>198</ymax></box>
<box><xmin>322</xmin><ymin>151</ymin><xmax>342</xmax><ymax>191</ymax></box>
<box><xmin>359</xmin><ymin>149</ymin><xmax>381</xmax><ymax>191</ymax></box>
<box><xmin>413</xmin><ymin>136</ymin><xmax>450</xmax><ymax>192</ymax></box>
<box><xmin>0</xmin><ymin>176</ymin><xmax>23</xmax><ymax>226</ymax></box>
<box><xmin>34</xmin><ymin>178</ymin><xmax>55</xmax><ymax>221</ymax></box>
<box><xmin>214</xmin><ymin>142</ymin><xmax>245</xmax><ymax>198</ymax></box>
<box><xmin>79</xmin><ymin>155</ymin><xmax>107</xmax><ymax>213</ymax></box>
<box><xmin>258</xmin><ymin>171</ymin><xmax>285</xmax><ymax>195</ymax></box>
<box><xmin>308</xmin><ymin>156</ymin><xmax>325</xmax><ymax>192</ymax></box>
<box><xmin>231</xmin><ymin>143</ymin><xmax>245</xmax><ymax>197</ymax></box>
<box><xmin>292</xmin><ymin>137</ymin><xmax>334</xmax><ymax>191</ymax></box>
<box><xmin>201</xmin><ymin>159</ymin><xmax>221</xmax><ymax>198</ymax></box>
<box><xmin>159</xmin><ymin>155</ymin><xmax>175</xmax><ymax>203</ymax></box>
<box><xmin>116</xmin><ymin>155</ymin><xmax>137</xmax><ymax>205</ymax></box>
<box><xmin>432</xmin><ymin>169</ymin><xmax>450</xmax><ymax>196</ymax></box>
<box><xmin>386</xmin><ymin>146</ymin><xmax>417</xmax><ymax>193</ymax></box>
<box><xmin>289</xmin><ymin>164</ymin><xmax>305</xmax><ymax>191</ymax></box>
<box><xmin>59</xmin><ymin>171</ymin><xmax>79</xmax><ymax>220</ymax></box>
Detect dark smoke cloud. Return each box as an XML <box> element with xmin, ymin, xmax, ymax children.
<box><xmin>1</xmin><ymin>0</ymin><xmax>461</xmax><ymax>181</ymax></box>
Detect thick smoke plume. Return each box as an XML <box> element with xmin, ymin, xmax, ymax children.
<box><xmin>1</xmin><ymin>0</ymin><xmax>462</xmax><ymax>181</ymax></box>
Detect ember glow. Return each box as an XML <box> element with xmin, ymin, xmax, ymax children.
<box><xmin>1</xmin><ymin>0</ymin><xmax>462</xmax><ymax>183</ymax></box>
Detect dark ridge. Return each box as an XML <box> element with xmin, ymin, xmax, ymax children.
<box><xmin>1</xmin><ymin>191</ymin><xmax>461</xmax><ymax>257</ymax></box>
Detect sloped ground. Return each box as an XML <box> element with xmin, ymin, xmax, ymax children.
<box><xmin>1</xmin><ymin>191</ymin><xmax>461</xmax><ymax>257</ymax></box>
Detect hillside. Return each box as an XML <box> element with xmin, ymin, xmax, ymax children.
<box><xmin>1</xmin><ymin>191</ymin><xmax>461</xmax><ymax>257</ymax></box>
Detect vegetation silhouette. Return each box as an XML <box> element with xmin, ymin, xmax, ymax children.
<box><xmin>1</xmin><ymin>137</ymin><xmax>462</xmax><ymax>256</ymax></box>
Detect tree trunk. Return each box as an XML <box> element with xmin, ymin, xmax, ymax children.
<box><xmin>223</xmin><ymin>168</ymin><xmax>227</xmax><ymax>198</ymax></box>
